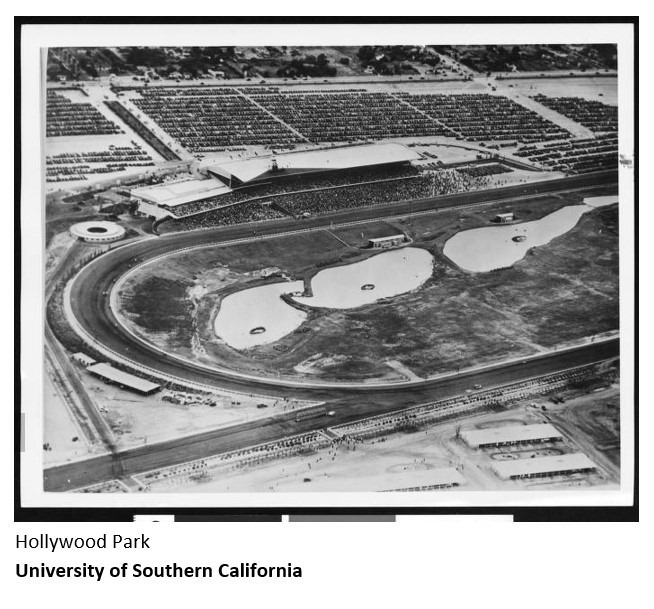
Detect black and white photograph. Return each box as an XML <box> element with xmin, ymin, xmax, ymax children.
<box><xmin>20</xmin><ymin>20</ymin><xmax>635</xmax><ymax>509</ymax></box>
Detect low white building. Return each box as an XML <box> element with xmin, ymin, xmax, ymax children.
<box><xmin>461</xmin><ymin>423</ymin><xmax>563</xmax><ymax>449</ymax></box>
<box><xmin>491</xmin><ymin>453</ymin><xmax>597</xmax><ymax>480</ymax></box>
<box><xmin>368</xmin><ymin>234</ymin><xmax>406</xmax><ymax>249</ymax></box>
<box><xmin>131</xmin><ymin>177</ymin><xmax>232</xmax><ymax>219</ymax></box>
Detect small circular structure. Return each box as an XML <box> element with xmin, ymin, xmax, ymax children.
<box><xmin>70</xmin><ymin>221</ymin><xmax>125</xmax><ymax>243</ymax></box>
<box><xmin>250</xmin><ymin>326</ymin><xmax>266</xmax><ymax>335</ymax></box>
<box><xmin>361</xmin><ymin>284</ymin><xmax>375</xmax><ymax>291</ymax></box>
<box><xmin>512</xmin><ymin>235</ymin><xmax>527</xmax><ymax>243</ymax></box>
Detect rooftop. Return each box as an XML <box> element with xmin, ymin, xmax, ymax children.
<box><xmin>131</xmin><ymin>177</ymin><xmax>231</xmax><ymax>208</ymax></box>
<box><xmin>491</xmin><ymin>453</ymin><xmax>597</xmax><ymax>479</ymax></box>
<box><xmin>384</xmin><ymin>468</ymin><xmax>466</xmax><ymax>491</ymax></box>
<box><xmin>207</xmin><ymin>143</ymin><xmax>421</xmax><ymax>184</ymax></box>
<box><xmin>461</xmin><ymin>423</ymin><xmax>563</xmax><ymax>447</ymax></box>
<box><xmin>369</xmin><ymin>234</ymin><xmax>406</xmax><ymax>243</ymax></box>
<box><xmin>87</xmin><ymin>363</ymin><xmax>161</xmax><ymax>394</ymax></box>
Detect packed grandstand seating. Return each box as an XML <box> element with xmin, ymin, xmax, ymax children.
<box><xmin>162</xmin><ymin>168</ymin><xmax>490</xmax><ymax>231</ymax></box>
<box><xmin>167</xmin><ymin>164</ymin><xmax>422</xmax><ymax>218</ymax></box>
<box><xmin>396</xmin><ymin>93</ymin><xmax>572</xmax><ymax>143</ymax></box>
<box><xmin>251</xmin><ymin>91</ymin><xmax>452</xmax><ymax>142</ymax></box>
<box><xmin>46</xmin><ymin>90</ymin><xmax>122</xmax><ymax>137</ymax></box>
<box><xmin>531</xmin><ymin>94</ymin><xmax>618</xmax><ymax>133</ymax></box>
<box><xmin>131</xmin><ymin>88</ymin><xmax>304</xmax><ymax>152</ymax></box>
<box><xmin>168</xmin><ymin>201</ymin><xmax>285</xmax><ymax>230</ymax></box>
<box><xmin>515</xmin><ymin>133</ymin><xmax>617</xmax><ymax>174</ymax></box>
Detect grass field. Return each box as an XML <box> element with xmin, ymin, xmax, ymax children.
<box><xmin>117</xmin><ymin>188</ymin><xmax>619</xmax><ymax>382</ymax></box>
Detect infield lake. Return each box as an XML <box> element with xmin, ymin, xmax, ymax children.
<box><xmin>443</xmin><ymin>198</ymin><xmax>617</xmax><ymax>273</ymax></box>
<box><xmin>213</xmin><ymin>247</ymin><xmax>434</xmax><ymax>349</ymax></box>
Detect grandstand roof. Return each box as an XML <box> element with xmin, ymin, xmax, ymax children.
<box><xmin>207</xmin><ymin>143</ymin><xmax>420</xmax><ymax>184</ymax></box>
<box><xmin>491</xmin><ymin>453</ymin><xmax>597</xmax><ymax>479</ymax></box>
<box><xmin>461</xmin><ymin>424</ymin><xmax>563</xmax><ymax>448</ymax></box>
<box><xmin>131</xmin><ymin>178</ymin><xmax>231</xmax><ymax>208</ymax></box>
<box><xmin>87</xmin><ymin>363</ymin><xmax>161</xmax><ymax>395</ymax></box>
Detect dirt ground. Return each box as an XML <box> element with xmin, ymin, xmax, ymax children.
<box><xmin>145</xmin><ymin>383</ymin><xmax>620</xmax><ymax>493</ymax></box>
<box><xmin>43</xmin><ymin>371</ymin><xmax>95</xmax><ymax>465</ymax></box>
<box><xmin>78</xmin><ymin>369</ymin><xmax>315</xmax><ymax>449</ymax></box>
<box><xmin>116</xmin><ymin>188</ymin><xmax>619</xmax><ymax>383</ymax></box>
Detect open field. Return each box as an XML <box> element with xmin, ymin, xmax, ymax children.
<box><xmin>116</xmin><ymin>187</ymin><xmax>618</xmax><ymax>383</ymax></box>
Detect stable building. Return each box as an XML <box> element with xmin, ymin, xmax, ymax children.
<box><xmin>87</xmin><ymin>363</ymin><xmax>161</xmax><ymax>396</ymax></box>
<box><xmin>384</xmin><ymin>468</ymin><xmax>466</xmax><ymax>492</ymax></box>
<box><xmin>491</xmin><ymin>453</ymin><xmax>597</xmax><ymax>481</ymax></box>
<box><xmin>461</xmin><ymin>423</ymin><xmax>564</xmax><ymax>449</ymax></box>
<box><xmin>368</xmin><ymin>234</ymin><xmax>406</xmax><ymax>249</ymax></box>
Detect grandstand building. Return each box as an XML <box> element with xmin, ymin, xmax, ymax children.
<box><xmin>204</xmin><ymin>143</ymin><xmax>420</xmax><ymax>187</ymax></box>
<box><xmin>131</xmin><ymin>177</ymin><xmax>232</xmax><ymax>220</ymax></box>
<box><xmin>132</xmin><ymin>143</ymin><xmax>421</xmax><ymax>221</ymax></box>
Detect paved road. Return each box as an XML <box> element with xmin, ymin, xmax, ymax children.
<box><xmin>43</xmin><ymin>337</ymin><xmax>619</xmax><ymax>491</ymax></box>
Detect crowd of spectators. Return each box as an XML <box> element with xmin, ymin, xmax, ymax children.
<box><xmin>167</xmin><ymin>164</ymin><xmax>421</xmax><ymax>218</ymax></box>
<box><xmin>252</xmin><ymin>91</ymin><xmax>451</xmax><ymax>142</ymax></box>
<box><xmin>164</xmin><ymin>167</ymin><xmax>490</xmax><ymax>230</ymax></box>
<box><xmin>532</xmin><ymin>94</ymin><xmax>617</xmax><ymax>133</ymax></box>
<box><xmin>515</xmin><ymin>133</ymin><xmax>617</xmax><ymax>174</ymax></box>
<box><xmin>267</xmin><ymin>174</ymin><xmax>434</xmax><ymax>216</ymax></box>
<box><xmin>396</xmin><ymin>92</ymin><xmax>571</xmax><ymax>144</ymax></box>
<box><xmin>131</xmin><ymin>88</ymin><xmax>303</xmax><ymax>152</ymax></box>
<box><xmin>46</xmin><ymin>90</ymin><xmax>122</xmax><ymax>137</ymax></box>
<box><xmin>166</xmin><ymin>201</ymin><xmax>285</xmax><ymax>231</ymax></box>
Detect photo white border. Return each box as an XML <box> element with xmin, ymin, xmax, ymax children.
<box><xmin>20</xmin><ymin>20</ymin><xmax>636</xmax><ymax>510</ymax></box>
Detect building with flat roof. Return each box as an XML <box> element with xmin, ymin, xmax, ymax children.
<box><xmin>205</xmin><ymin>143</ymin><xmax>420</xmax><ymax>187</ymax></box>
<box><xmin>461</xmin><ymin>423</ymin><xmax>564</xmax><ymax>449</ymax></box>
<box><xmin>491</xmin><ymin>453</ymin><xmax>597</xmax><ymax>480</ymax></box>
<box><xmin>368</xmin><ymin>234</ymin><xmax>406</xmax><ymax>249</ymax></box>
<box><xmin>495</xmin><ymin>212</ymin><xmax>515</xmax><ymax>223</ymax></box>
<box><xmin>70</xmin><ymin>221</ymin><xmax>126</xmax><ymax>243</ymax></box>
<box><xmin>131</xmin><ymin>177</ymin><xmax>232</xmax><ymax>219</ymax></box>
<box><xmin>87</xmin><ymin>363</ymin><xmax>161</xmax><ymax>395</ymax></box>
<box><xmin>384</xmin><ymin>468</ymin><xmax>466</xmax><ymax>492</ymax></box>
<box><xmin>72</xmin><ymin>353</ymin><xmax>96</xmax><ymax>367</ymax></box>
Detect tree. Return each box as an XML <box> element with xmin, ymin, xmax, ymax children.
<box><xmin>357</xmin><ymin>46</ymin><xmax>376</xmax><ymax>64</ymax></box>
